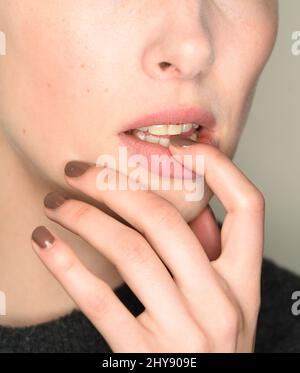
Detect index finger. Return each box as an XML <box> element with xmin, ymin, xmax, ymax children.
<box><xmin>169</xmin><ymin>138</ymin><xmax>265</xmax><ymax>282</ymax></box>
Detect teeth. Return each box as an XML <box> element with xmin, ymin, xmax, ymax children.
<box><xmin>148</xmin><ymin>125</ymin><xmax>170</xmax><ymax>136</ymax></box>
<box><xmin>168</xmin><ymin>124</ymin><xmax>182</xmax><ymax>135</ymax></box>
<box><xmin>130</xmin><ymin>123</ymin><xmax>201</xmax><ymax>148</ymax></box>
<box><xmin>138</xmin><ymin>123</ymin><xmax>199</xmax><ymax>135</ymax></box>
<box><xmin>189</xmin><ymin>133</ymin><xmax>198</xmax><ymax>141</ymax></box>
<box><xmin>158</xmin><ymin>137</ymin><xmax>170</xmax><ymax>147</ymax></box>
<box><xmin>146</xmin><ymin>134</ymin><xmax>160</xmax><ymax>144</ymax></box>
<box><xmin>181</xmin><ymin>123</ymin><xmax>193</xmax><ymax>133</ymax></box>
<box><xmin>132</xmin><ymin>129</ymin><xmax>197</xmax><ymax>148</ymax></box>
<box><xmin>133</xmin><ymin>130</ymin><xmax>170</xmax><ymax>147</ymax></box>
<box><xmin>135</xmin><ymin>130</ymin><xmax>146</xmax><ymax>141</ymax></box>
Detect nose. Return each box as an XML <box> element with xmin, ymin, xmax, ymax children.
<box><xmin>143</xmin><ymin>5</ymin><xmax>214</xmax><ymax>81</ymax></box>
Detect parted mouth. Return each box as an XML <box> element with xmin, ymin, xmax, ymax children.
<box><xmin>125</xmin><ymin>123</ymin><xmax>202</xmax><ymax>148</ymax></box>
<box><xmin>121</xmin><ymin>106</ymin><xmax>217</xmax><ymax>148</ymax></box>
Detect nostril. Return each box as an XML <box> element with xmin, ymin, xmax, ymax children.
<box><xmin>159</xmin><ymin>61</ymin><xmax>172</xmax><ymax>70</ymax></box>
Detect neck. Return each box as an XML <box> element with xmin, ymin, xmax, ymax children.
<box><xmin>0</xmin><ymin>130</ymin><xmax>124</xmax><ymax>327</ymax></box>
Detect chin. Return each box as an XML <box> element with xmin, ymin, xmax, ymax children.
<box><xmin>151</xmin><ymin>185</ymin><xmax>212</xmax><ymax>223</ymax></box>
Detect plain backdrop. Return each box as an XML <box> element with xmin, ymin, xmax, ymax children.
<box><xmin>211</xmin><ymin>0</ymin><xmax>300</xmax><ymax>274</ymax></box>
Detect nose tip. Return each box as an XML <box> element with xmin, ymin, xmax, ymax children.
<box><xmin>144</xmin><ymin>30</ymin><xmax>214</xmax><ymax>81</ymax></box>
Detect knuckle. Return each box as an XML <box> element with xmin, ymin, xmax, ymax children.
<box><xmin>121</xmin><ymin>235</ymin><xmax>152</xmax><ymax>265</ymax></box>
<box><xmin>189</xmin><ymin>333</ymin><xmax>210</xmax><ymax>352</ymax></box>
<box><xmin>178</xmin><ymin>327</ymin><xmax>211</xmax><ymax>352</ymax></box>
<box><xmin>85</xmin><ymin>283</ymin><xmax>113</xmax><ymax>317</ymax></box>
<box><xmin>241</xmin><ymin>189</ymin><xmax>265</xmax><ymax>213</ymax></box>
<box><xmin>175</xmin><ymin>321</ymin><xmax>210</xmax><ymax>352</ymax></box>
<box><xmin>58</xmin><ymin>257</ymin><xmax>75</xmax><ymax>276</ymax></box>
<box><xmin>65</xmin><ymin>200</ymin><xmax>92</xmax><ymax>225</ymax></box>
<box><xmin>52</xmin><ymin>248</ymin><xmax>76</xmax><ymax>276</ymax></box>
<box><xmin>254</xmin><ymin>190</ymin><xmax>265</xmax><ymax>211</ymax></box>
<box><xmin>218</xmin><ymin>304</ymin><xmax>241</xmax><ymax>340</ymax></box>
<box><xmin>146</xmin><ymin>196</ymin><xmax>182</xmax><ymax>229</ymax></box>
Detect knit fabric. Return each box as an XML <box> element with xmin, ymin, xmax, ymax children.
<box><xmin>0</xmin><ymin>258</ymin><xmax>299</xmax><ymax>353</ymax></box>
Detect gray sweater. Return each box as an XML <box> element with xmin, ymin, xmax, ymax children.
<box><xmin>0</xmin><ymin>258</ymin><xmax>299</xmax><ymax>353</ymax></box>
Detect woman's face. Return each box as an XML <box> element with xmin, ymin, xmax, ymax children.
<box><xmin>0</xmin><ymin>1</ymin><xmax>278</xmax><ymax>222</ymax></box>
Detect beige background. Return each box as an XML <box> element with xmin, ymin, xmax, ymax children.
<box><xmin>211</xmin><ymin>0</ymin><xmax>300</xmax><ymax>274</ymax></box>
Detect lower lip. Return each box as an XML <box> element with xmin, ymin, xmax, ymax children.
<box><xmin>118</xmin><ymin>128</ymin><xmax>218</xmax><ymax>179</ymax></box>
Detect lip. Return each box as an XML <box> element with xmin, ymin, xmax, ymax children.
<box><xmin>117</xmin><ymin>106</ymin><xmax>218</xmax><ymax>179</ymax></box>
<box><xmin>118</xmin><ymin>131</ymin><xmax>218</xmax><ymax>180</ymax></box>
<box><xmin>119</xmin><ymin>106</ymin><xmax>216</xmax><ymax>133</ymax></box>
<box><xmin>119</xmin><ymin>132</ymin><xmax>193</xmax><ymax>179</ymax></box>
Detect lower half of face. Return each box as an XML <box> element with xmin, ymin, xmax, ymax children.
<box><xmin>0</xmin><ymin>1</ymin><xmax>278</xmax><ymax>222</ymax></box>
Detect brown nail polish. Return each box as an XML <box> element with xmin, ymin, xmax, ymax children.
<box><xmin>32</xmin><ymin>226</ymin><xmax>55</xmax><ymax>249</ymax></box>
<box><xmin>169</xmin><ymin>135</ymin><xmax>197</xmax><ymax>148</ymax></box>
<box><xmin>44</xmin><ymin>192</ymin><xmax>68</xmax><ymax>209</ymax></box>
<box><xmin>64</xmin><ymin>161</ymin><xmax>91</xmax><ymax>177</ymax></box>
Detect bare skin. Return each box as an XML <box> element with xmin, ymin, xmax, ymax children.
<box><xmin>32</xmin><ymin>141</ymin><xmax>265</xmax><ymax>352</ymax></box>
<box><xmin>0</xmin><ymin>0</ymin><xmax>278</xmax><ymax>346</ymax></box>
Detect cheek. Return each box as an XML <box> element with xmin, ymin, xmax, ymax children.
<box><xmin>0</xmin><ymin>15</ymin><xmax>102</xmax><ymax>184</ymax></box>
<box><xmin>21</xmin><ymin>19</ymin><xmax>82</xmax><ymax>121</ymax></box>
<box><xmin>13</xmin><ymin>18</ymin><xmax>106</xmax><ymax>162</ymax></box>
<box><xmin>216</xmin><ymin>19</ymin><xmax>276</xmax><ymax>96</ymax></box>
<box><xmin>212</xmin><ymin>15</ymin><xmax>277</xmax><ymax>152</ymax></box>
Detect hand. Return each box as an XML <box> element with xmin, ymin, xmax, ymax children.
<box><xmin>31</xmin><ymin>143</ymin><xmax>265</xmax><ymax>352</ymax></box>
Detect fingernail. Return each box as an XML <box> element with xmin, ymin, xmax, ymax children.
<box><xmin>64</xmin><ymin>161</ymin><xmax>91</xmax><ymax>177</ymax></box>
<box><xmin>169</xmin><ymin>135</ymin><xmax>197</xmax><ymax>148</ymax></box>
<box><xmin>44</xmin><ymin>192</ymin><xmax>68</xmax><ymax>209</ymax></box>
<box><xmin>32</xmin><ymin>226</ymin><xmax>55</xmax><ymax>249</ymax></box>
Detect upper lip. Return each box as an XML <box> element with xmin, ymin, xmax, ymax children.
<box><xmin>121</xmin><ymin>106</ymin><xmax>216</xmax><ymax>133</ymax></box>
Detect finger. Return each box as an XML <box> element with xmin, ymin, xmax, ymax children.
<box><xmin>43</xmin><ymin>193</ymin><xmax>192</xmax><ymax>329</ymax></box>
<box><xmin>31</xmin><ymin>225</ymin><xmax>145</xmax><ymax>352</ymax></box>
<box><xmin>62</xmin><ymin>164</ymin><xmax>240</xmax><ymax>343</ymax></box>
<box><xmin>169</xmin><ymin>139</ymin><xmax>265</xmax><ymax>285</ymax></box>
<box><xmin>189</xmin><ymin>205</ymin><xmax>221</xmax><ymax>261</ymax></box>
<box><xmin>63</xmin><ymin>162</ymin><xmax>220</xmax><ymax>295</ymax></box>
